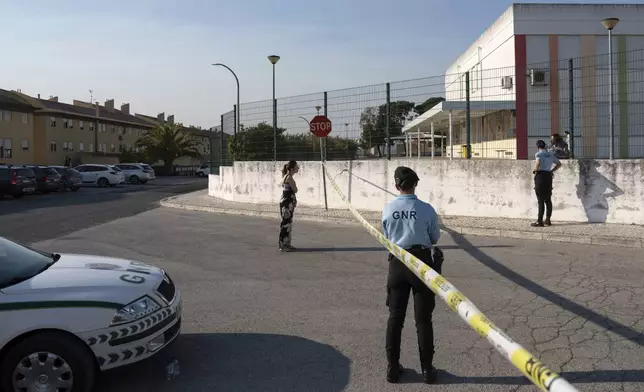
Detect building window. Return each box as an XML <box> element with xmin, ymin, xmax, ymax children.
<box><xmin>79</xmin><ymin>142</ymin><xmax>84</xmax><ymax>152</ymax></box>
<box><xmin>89</xmin><ymin>122</ymin><xmax>94</xmax><ymax>131</ymax></box>
<box><xmin>79</xmin><ymin>121</ymin><xmax>84</xmax><ymax>130</ymax></box>
<box><xmin>69</xmin><ymin>142</ymin><xmax>74</xmax><ymax>152</ymax></box>
<box><xmin>21</xmin><ymin>113</ymin><xmax>28</xmax><ymax>124</ymax></box>
<box><xmin>50</xmin><ymin>141</ymin><xmax>57</xmax><ymax>152</ymax></box>
<box><xmin>128</xmin><ymin>128</ymin><xmax>132</xmax><ymax>135</ymax></box>
<box><xmin>99</xmin><ymin>123</ymin><xmax>105</xmax><ymax>132</ymax></box>
<box><xmin>50</xmin><ymin>117</ymin><xmax>57</xmax><ymax>127</ymax></box>
<box><xmin>0</xmin><ymin>139</ymin><xmax>12</xmax><ymax>158</ymax></box>
<box><xmin>21</xmin><ymin>139</ymin><xmax>28</xmax><ymax>150</ymax></box>
<box><xmin>111</xmin><ymin>126</ymin><xmax>115</xmax><ymax>133</ymax></box>
<box><xmin>119</xmin><ymin>144</ymin><xmax>125</xmax><ymax>153</ymax></box>
<box><xmin>89</xmin><ymin>143</ymin><xmax>94</xmax><ymax>152</ymax></box>
<box><xmin>110</xmin><ymin>144</ymin><xmax>115</xmax><ymax>152</ymax></box>
<box><xmin>63</xmin><ymin>142</ymin><xmax>69</xmax><ymax>152</ymax></box>
<box><xmin>63</xmin><ymin>119</ymin><xmax>69</xmax><ymax>129</ymax></box>
<box><xmin>2</xmin><ymin>110</ymin><xmax>11</xmax><ymax>122</ymax></box>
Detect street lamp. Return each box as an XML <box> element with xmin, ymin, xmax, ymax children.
<box><xmin>601</xmin><ymin>17</ymin><xmax>619</xmax><ymax>159</ymax></box>
<box><xmin>211</xmin><ymin>63</ymin><xmax>240</xmax><ymax>136</ymax></box>
<box><xmin>315</xmin><ymin>106</ymin><xmax>321</xmax><ymax>115</ymax></box>
<box><xmin>268</xmin><ymin>55</ymin><xmax>280</xmax><ymax>161</ymax></box>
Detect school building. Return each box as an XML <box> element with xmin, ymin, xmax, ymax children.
<box><xmin>402</xmin><ymin>3</ymin><xmax>644</xmax><ymax>160</ymax></box>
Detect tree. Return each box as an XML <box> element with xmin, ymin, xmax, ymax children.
<box><xmin>228</xmin><ymin>121</ymin><xmax>360</xmax><ymax>162</ymax></box>
<box><xmin>359</xmin><ymin>100</ymin><xmax>416</xmax><ymax>157</ymax></box>
<box><xmin>228</xmin><ymin>122</ymin><xmax>287</xmax><ymax>161</ymax></box>
<box><xmin>413</xmin><ymin>97</ymin><xmax>445</xmax><ymax>116</ymax></box>
<box><xmin>135</xmin><ymin>123</ymin><xmax>202</xmax><ymax>173</ymax></box>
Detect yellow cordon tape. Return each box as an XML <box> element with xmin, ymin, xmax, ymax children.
<box><xmin>322</xmin><ymin>162</ymin><xmax>580</xmax><ymax>392</ymax></box>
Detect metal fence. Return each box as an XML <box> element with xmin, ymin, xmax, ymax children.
<box><xmin>218</xmin><ymin>48</ymin><xmax>644</xmax><ymax>163</ymax></box>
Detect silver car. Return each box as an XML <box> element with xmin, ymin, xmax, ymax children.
<box><xmin>114</xmin><ymin>164</ymin><xmax>154</xmax><ymax>184</ymax></box>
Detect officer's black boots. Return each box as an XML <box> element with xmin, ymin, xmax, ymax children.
<box><xmin>386</xmin><ymin>364</ymin><xmax>404</xmax><ymax>383</ymax></box>
<box><xmin>422</xmin><ymin>365</ymin><xmax>438</xmax><ymax>384</ymax></box>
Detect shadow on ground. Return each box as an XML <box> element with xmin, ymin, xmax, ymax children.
<box><xmin>0</xmin><ymin>182</ymin><xmax>206</xmax><ymax>218</ymax></box>
<box><xmin>95</xmin><ymin>333</ymin><xmax>351</xmax><ymax>392</ymax></box>
<box><xmin>443</xmin><ymin>227</ymin><xmax>644</xmax><ymax>347</ymax></box>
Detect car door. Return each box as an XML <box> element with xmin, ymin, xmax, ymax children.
<box><xmin>78</xmin><ymin>165</ymin><xmax>98</xmax><ymax>183</ymax></box>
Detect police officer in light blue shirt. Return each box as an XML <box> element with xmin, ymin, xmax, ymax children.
<box><xmin>532</xmin><ymin>140</ymin><xmax>562</xmax><ymax>227</ymax></box>
<box><xmin>381</xmin><ymin>166</ymin><xmax>442</xmax><ymax>384</ymax></box>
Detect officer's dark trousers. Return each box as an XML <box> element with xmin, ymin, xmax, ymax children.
<box><xmin>386</xmin><ymin>247</ymin><xmax>436</xmax><ymax>369</ymax></box>
<box><xmin>534</xmin><ymin>171</ymin><xmax>553</xmax><ymax>223</ymax></box>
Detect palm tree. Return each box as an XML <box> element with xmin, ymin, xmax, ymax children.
<box><xmin>136</xmin><ymin>123</ymin><xmax>202</xmax><ymax>174</ymax></box>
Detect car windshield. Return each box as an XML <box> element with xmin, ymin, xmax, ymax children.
<box><xmin>17</xmin><ymin>168</ymin><xmax>35</xmax><ymax>177</ymax></box>
<box><xmin>44</xmin><ymin>168</ymin><xmax>59</xmax><ymax>175</ymax></box>
<box><xmin>0</xmin><ymin>236</ymin><xmax>58</xmax><ymax>289</ymax></box>
<box><xmin>142</xmin><ymin>165</ymin><xmax>153</xmax><ymax>170</ymax></box>
<box><xmin>110</xmin><ymin>166</ymin><xmax>122</xmax><ymax>172</ymax></box>
<box><xmin>69</xmin><ymin>169</ymin><xmax>81</xmax><ymax>176</ymax></box>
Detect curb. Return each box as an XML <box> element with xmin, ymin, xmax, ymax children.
<box><xmin>160</xmin><ymin>199</ymin><xmax>643</xmax><ymax>249</ymax></box>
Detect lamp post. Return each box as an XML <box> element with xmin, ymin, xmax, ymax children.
<box><xmin>601</xmin><ymin>17</ymin><xmax>619</xmax><ymax>159</ymax></box>
<box><xmin>268</xmin><ymin>55</ymin><xmax>280</xmax><ymax>161</ymax></box>
<box><xmin>211</xmin><ymin>63</ymin><xmax>240</xmax><ymax>136</ymax></box>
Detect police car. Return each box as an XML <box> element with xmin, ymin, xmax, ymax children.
<box><xmin>0</xmin><ymin>235</ymin><xmax>182</xmax><ymax>392</ymax></box>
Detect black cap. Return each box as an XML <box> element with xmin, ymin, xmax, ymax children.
<box><xmin>536</xmin><ymin>140</ymin><xmax>547</xmax><ymax>149</ymax></box>
<box><xmin>394</xmin><ymin>166</ymin><xmax>419</xmax><ymax>187</ymax></box>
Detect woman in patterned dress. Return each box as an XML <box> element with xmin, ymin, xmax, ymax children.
<box><xmin>279</xmin><ymin>161</ymin><xmax>299</xmax><ymax>251</ymax></box>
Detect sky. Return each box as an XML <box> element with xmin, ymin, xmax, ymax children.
<box><xmin>0</xmin><ymin>0</ymin><xmax>635</xmax><ymax>130</ymax></box>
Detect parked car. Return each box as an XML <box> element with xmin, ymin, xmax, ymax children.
<box><xmin>121</xmin><ymin>163</ymin><xmax>156</xmax><ymax>181</ymax></box>
<box><xmin>114</xmin><ymin>164</ymin><xmax>154</xmax><ymax>184</ymax></box>
<box><xmin>50</xmin><ymin>166</ymin><xmax>82</xmax><ymax>191</ymax></box>
<box><xmin>74</xmin><ymin>164</ymin><xmax>125</xmax><ymax>188</ymax></box>
<box><xmin>0</xmin><ymin>235</ymin><xmax>182</xmax><ymax>392</ymax></box>
<box><xmin>0</xmin><ymin>166</ymin><xmax>37</xmax><ymax>199</ymax></box>
<box><xmin>196</xmin><ymin>162</ymin><xmax>211</xmax><ymax>177</ymax></box>
<box><xmin>25</xmin><ymin>165</ymin><xmax>65</xmax><ymax>194</ymax></box>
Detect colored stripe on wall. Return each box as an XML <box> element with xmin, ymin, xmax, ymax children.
<box><xmin>618</xmin><ymin>36</ymin><xmax>629</xmax><ymax>158</ymax></box>
<box><xmin>514</xmin><ymin>35</ymin><xmax>528</xmax><ymax>160</ymax></box>
<box><xmin>548</xmin><ymin>35</ymin><xmax>560</xmax><ymax>135</ymax></box>
<box><xmin>580</xmin><ymin>35</ymin><xmax>597</xmax><ymax>158</ymax></box>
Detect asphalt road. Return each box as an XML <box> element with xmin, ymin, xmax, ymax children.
<box><xmin>30</xmin><ymin>208</ymin><xmax>644</xmax><ymax>392</ymax></box>
<box><xmin>0</xmin><ymin>177</ymin><xmax>207</xmax><ymax>244</ymax></box>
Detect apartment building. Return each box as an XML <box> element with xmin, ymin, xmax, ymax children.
<box><xmin>0</xmin><ymin>89</ymin><xmax>212</xmax><ymax>166</ymax></box>
<box><xmin>0</xmin><ymin>89</ymin><xmax>35</xmax><ymax>164</ymax></box>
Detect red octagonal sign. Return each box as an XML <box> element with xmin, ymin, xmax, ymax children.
<box><xmin>310</xmin><ymin>115</ymin><xmax>332</xmax><ymax>137</ymax></box>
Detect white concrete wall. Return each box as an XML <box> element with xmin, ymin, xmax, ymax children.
<box><xmin>209</xmin><ymin>159</ymin><xmax>644</xmax><ymax>225</ymax></box>
<box><xmin>445</xmin><ymin>5</ymin><xmax>516</xmax><ymax>102</ymax></box>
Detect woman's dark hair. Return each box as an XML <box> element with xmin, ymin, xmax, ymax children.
<box><xmin>282</xmin><ymin>160</ymin><xmax>297</xmax><ymax>176</ymax></box>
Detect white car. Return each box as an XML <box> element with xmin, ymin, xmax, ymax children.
<box><xmin>115</xmin><ymin>164</ymin><xmax>155</xmax><ymax>185</ymax></box>
<box><xmin>196</xmin><ymin>162</ymin><xmax>211</xmax><ymax>177</ymax></box>
<box><xmin>0</xmin><ymin>236</ymin><xmax>182</xmax><ymax>392</ymax></box>
<box><xmin>74</xmin><ymin>164</ymin><xmax>125</xmax><ymax>188</ymax></box>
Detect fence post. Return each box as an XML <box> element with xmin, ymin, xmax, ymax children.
<box><xmin>233</xmin><ymin>104</ymin><xmax>237</xmax><ymax>137</ymax></box>
<box><xmin>322</xmin><ymin>91</ymin><xmax>328</xmax><ymax>211</ymax></box>
<box><xmin>386</xmin><ymin>82</ymin><xmax>391</xmax><ymax>160</ymax></box>
<box><xmin>323</xmin><ymin>91</ymin><xmax>328</xmax><ymax>161</ymax></box>
<box><xmin>465</xmin><ymin>71</ymin><xmax>471</xmax><ymax>159</ymax></box>
<box><xmin>568</xmin><ymin>58</ymin><xmax>575</xmax><ymax>159</ymax></box>
<box><xmin>273</xmin><ymin>98</ymin><xmax>278</xmax><ymax>161</ymax></box>
<box><xmin>220</xmin><ymin>114</ymin><xmax>224</xmax><ymax>170</ymax></box>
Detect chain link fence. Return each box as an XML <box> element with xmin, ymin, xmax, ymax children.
<box><xmin>219</xmin><ymin>48</ymin><xmax>644</xmax><ymax>163</ymax></box>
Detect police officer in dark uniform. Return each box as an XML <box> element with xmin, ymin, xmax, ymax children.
<box><xmin>382</xmin><ymin>166</ymin><xmax>443</xmax><ymax>384</ymax></box>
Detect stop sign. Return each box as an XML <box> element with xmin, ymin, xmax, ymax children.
<box><xmin>310</xmin><ymin>115</ymin><xmax>332</xmax><ymax>137</ymax></box>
